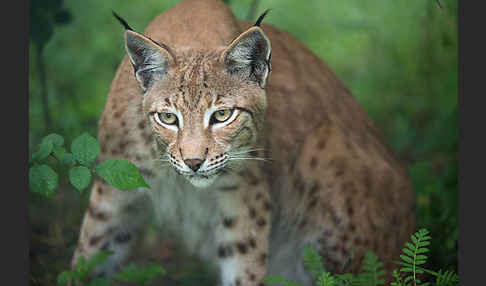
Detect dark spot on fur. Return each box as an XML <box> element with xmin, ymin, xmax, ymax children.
<box><xmin>249</xmin><ymin>237</ymin><xmax>257</xmax><ymax>248</ymax></box>
<box><xmin>115</xmin><ymin>232</ymin><xmax>132</xmax><ymax>244</ymax></box>
<box><xmin>218</xmin><ymin>245</ymin><xmax>233</xmax><ymax>258</ymax></box>
<box><xmin>329</xmin><ymin>156</ymin><xmax>347</xmax><ymax>177</ymax></box>
<box><xmin>346</xmin><ymin>198</ymin><xmax>354</xmax><ymax>216</ymax></box>
<box><xmin>223</xmin><ymin>217</ymin><xmax>236</xmax><ymax>228</ymax></box>
<box><xmin>114</xmin><ymin>110</ymin><xmax>123</xmax><ymax>119</ymax></box>
<box><xmin>236</xmin><ymin>242</ymin><xmax>248</xmax><ymax>254</ymax></box>
<box><xmin>317</xmin><ymin>138</ymin><xmax>327</xmax><ymax>150</ymax></box>
<box><xmin>293</xmin><ymin>177</ymin><xmax>304</xmax><ymax>195</ymax></box>
<box><xmin>249</xmin><ymin>273</ymin><xmax>256</xmax><ymax>281</ymax></box>
<box><xmin>220</xmin><ymin>185</ymin><xmax>238</xmax><ymax>192</ymax></box>
<box><xmin>263</xmin><ymin>201</ymin><xmax>271</xmax><ymax>211</ymax></box>
<box><xmin>310</xmin><ymin>156</ymin><xmax>318</xmax><ymax>169</ymax></box>
<box><xmin>101</xmin><ymin>241</ymin><xmax>110</xmax><ymax>251</ymax></box>
<box><xmin>259</xmin><ymin>253</ymin><xmax>267</xmax><ymax>265</ymax></box>
<box><xmin>341</xmin><ymin>234</ymin><xmax>349</xmax><ymax>243</ymax></box>
<box><xmin>88</xmin><ymin>205</ymin><xmax>109</xmax><ymax>221</ymax></box>
<box><xmin>363</xmin><ymin>238</ymin><xmax>370</xmax><ymax>247</ymax></box>
<box><xmin>138</xmin><ymin>120</ymin><xmax>145</xmax><ymax>130</ymax></box>
<box><xmin>89</xmin><ymin>235</ymin><xmax>103</xmax><ymax>246</ymax></box>
<box><xmin>96</xmin><ymin>186</ymin><xmax>103</xmax><ymax>195</ymax></box>
<box><xmin>308</xmin><ymin>198</ymin><xmax>318</xmax><ymax>209</ymax></box>
<box><xmin>249</xmin><ymin>207</ymin><xmax>257</xmax><ymax>219</ymax></box>
<box><xmin>299</xmin><ymin>219</ymin><xmax>307</xmax><ymax>228</ymax></box>
<box><xmin>256</xmin><ymin>217</ymin><xmax>267</xmax><ymax>228</ymax></box>
<box><xmin>255</xmin><ymin>192</ymin><xmax>263</xmax><ymax>200</ymax></box>
<box><xmin>245</xmin><ymin>170</ymin><xmax>260</xmax><ymax>186</ymax></box>
<box><xmin>309</xmin><ymin>182</ymin><xmax>320</xmax><ymax>195</ymax></box>
<box><xmin>325</xmin><ymin>205</ymin><xmax>341</xmax><ymax>226</ymax></box>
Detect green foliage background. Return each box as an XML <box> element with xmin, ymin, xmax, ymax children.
<box><xmin>29</xmin><ymin>0</ymin><xmax>457</xmax><ymax>285</ymax></box>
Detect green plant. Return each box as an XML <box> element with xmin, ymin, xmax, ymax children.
<box><xmin>114</xmin><ymin>263</ymin><xmax>167</xmax><ymax>286</ymax></box>
<box><xmin>392</xmin><ymin>229</ymin><xmax>458</xmax><ymax>286</ymax></box>
<box><xmin>355</xmin><ymin>252</ymin><xmax>385</xmax><ymax>286</ymax></box>
<box><xmin>264</xmin><ymin>228</ymin><xmax>458</xmax><ymax>286</ymax></box>
<box><xmin>57</xmin><ymin>251</ymin><xmax>113</xmax><ymax>286</ymax></box>
<box><xmin>57</xmin><ymin>251</ymin><xmax>166</xmax><ymax>286</ymax></box>
<box><xmin>29</xmin><ymin>132</ymin><xmax>150</xmax><ymax>198</ymax></box>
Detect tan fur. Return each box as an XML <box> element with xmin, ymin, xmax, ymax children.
<box><xmin>72</xmin><ymin>0</ymin><xmax>415</xmax><ymax>285</ymax></box>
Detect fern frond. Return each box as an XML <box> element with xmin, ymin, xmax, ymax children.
<box><xmin>435</xmin><ymin>269</ymin><xmax>458</xmax><ymax>286</ymax></box>
<box><xmin>316</xmin><ymin>272</ymin><xmax>336</xmax><ymax>286</ymax></box>
<box><xmin>356</xmin><ymin>251</ymin><xmax>385</xmax><ymax>286</ymax></box>
<box><xmin>390</xmin><ymin>269</ymin><xmax>407</xmax><ymax>286</ymax></box>
<box><xmin>303</xmin><ymin>247</ymin><xmax>325</xmax><ymax>279</ymax></box>
<box><xmin>396</xmin><ymin>228</ymin><xmax>432</xmax><ymax>286</ymax></box>
<box><xmin>334</xmin><ymin>273</ymin><xmax>355</xmax><ymax>286</ymax></box>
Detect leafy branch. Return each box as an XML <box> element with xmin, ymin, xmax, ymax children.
<box><xmin>29</xmin><ymin>133</ymin><xmax>150</xmax><ymax>198</ymax></box>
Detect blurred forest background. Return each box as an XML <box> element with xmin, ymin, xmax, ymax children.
<box><xmin>29</xmin><ymin>0</ymin><xmax>458</xmax><ymax>285</ymax></box>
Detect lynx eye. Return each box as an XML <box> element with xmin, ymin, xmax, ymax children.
<box><xmin>155</xmin><ymin>112</ymin><xmax>178</xmax><ymax>126</ymax></box>
<box><xmin>211</xmin><ymin>109</ymin><xmax>234</xmax><ymax>124</ymax></box>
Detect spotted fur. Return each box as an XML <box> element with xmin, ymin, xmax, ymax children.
<box><xmin>71</xmin><ymin>0</ymin><xmax>415</xmax><ymax>285</ymax></box>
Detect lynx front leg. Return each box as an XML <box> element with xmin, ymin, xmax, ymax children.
<box><xmin>71</xmin><ymin>178</ymin><xmax>151</xmax><ymax>279</ymax></box>
<box><xmin>215</xmin><ymin>171</ymin><xmax>272</xmax><ymax>286</ymax></box>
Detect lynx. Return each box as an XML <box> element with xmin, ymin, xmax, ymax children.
<box><xmin>71</xmin><ymin>0</ymin><xmax>415</xmax><ymax>285</ymax></box>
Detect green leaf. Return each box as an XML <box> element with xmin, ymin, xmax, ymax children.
<box><xmin>94</xmin><ymin>159</ymin><xmax>150</xmax><ymax>190</ymax></box>
<box><xmin>400</xmin><ymin>254</ymin><xmax>413</xmax><ymax>264</ymax></box>
<box><xmin>69</xmin><ymin>166</ymin><xmax>92</xmax><ymax>192</ymax></box>
<box><xmin>74</xmin><ymin>256</ymin><xmax>88</xmax><ymax>280</ymax></box>
<box><xmin>71</xmin><ymin>133</ymin><xmax>100</xmax><ymax>166</ymax></box>
<box><xmin>303</xmin><ymin>247</ymin><xmax>324</xmax><ymax>279</ymax></box>
<box><xmin>52</xmin><ymin>146</ymin><xmax>67</xmax><ymax>162</ymax></box>
<box><xmin>32</xmin><ymin>141</ymin><xmax>53</xmax><ymax>162</ymax></box>
<box><xmin>42</xmin><ymin>133</ymin><xmax>64</xmax><ymax>147</ymax></box>
<box><xmin>402</xmin><ymin>248</ymin><xmax>414</xmax><ymax>257</ymax></box>
<box><xmin>57</xmin><ymin>271</ymin><xmax>72</xmax><ymax>286</ymax></box>
<box><xmin>86</xmin><ymin>251</ymin><xmax>113</xmax><ymax>273</ymax></box>
<box><xmin>142</xmin><ymin>264</ymin><xmax>166</xmax><ymax>281</ymax></box>
<box><xmin>114</xmin><ymin>263</ymin><xmax>166</xmax><ymax>285</ymax></box>
<box><xmin>29</xmin><ymin>164</ymin><xmax>59</xmax><ymax>198</ymax></box>
<box><xmin>263</xmin><ymin>275</ymin><xmax>287</xmax><ymax>284</ymax></box>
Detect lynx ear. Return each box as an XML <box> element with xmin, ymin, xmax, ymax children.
<box><xmin>124</xmin><ymin>30</ymin><xmax>175</xmax><ymax>92</ymax></box>
<box><xmin>113</xmin><ymin>12</ymin><xmax>175</xmax><ymax>92</ymax></box>
<box><xmin>222</xmin><ymin>26</ymin><xmax>272</xmax><ymax>88</ymax></box>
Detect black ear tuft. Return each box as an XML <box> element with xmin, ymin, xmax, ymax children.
<box><xmin>112</xmin><ymin>10</ymin><xmax>133</xmax><ymax>31</ymax></box>
<box><xmin>254</xmin><ymin>9</ymin><xmax>271</xmax><ymax>27</ymax></box>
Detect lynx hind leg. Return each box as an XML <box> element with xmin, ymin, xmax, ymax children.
<box><xmin>72</xmin><ymin>178</ymin><xmax>152</xmax><ymax>279</ymax></box>
<box><xmin>288</xmin><ymin>122</ymin><xmax>415</xmax><ymax>277</ymax></box>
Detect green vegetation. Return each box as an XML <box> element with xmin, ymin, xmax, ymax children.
<box><xmin>57</xmin><ymin>251</ymin><xmax>166</xmax><ymax>286</ymax></box>
<box><xmin>29</xmin><ymin>0</ymin><xmax>457</xmax><ymax>285</ymax></box>
<box><xmin>265</xmin><ymin>229</ymin><xmax>458</xmax><ymax>286</ymax></box>
<box><xmin>29</xmin><ymin>133</ymin><xmax>150</xmax><ymax>198</ymax></box>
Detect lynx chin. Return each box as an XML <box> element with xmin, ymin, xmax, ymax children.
<box><xmin>71</xmin><ymin>0</ymin><xmax>415</xmax><ymax>285</ymax></box>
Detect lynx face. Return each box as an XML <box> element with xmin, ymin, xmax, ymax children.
<box><xmin>124</xmin><ymin>25</ymin><xmax>271</xmax><ymax>188</ymax></box>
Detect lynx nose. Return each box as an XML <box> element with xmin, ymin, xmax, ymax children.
<box><xmin>184</xmin><ymin>158</ymin><xmax>204</xmax><ymax>172</ymax></box>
